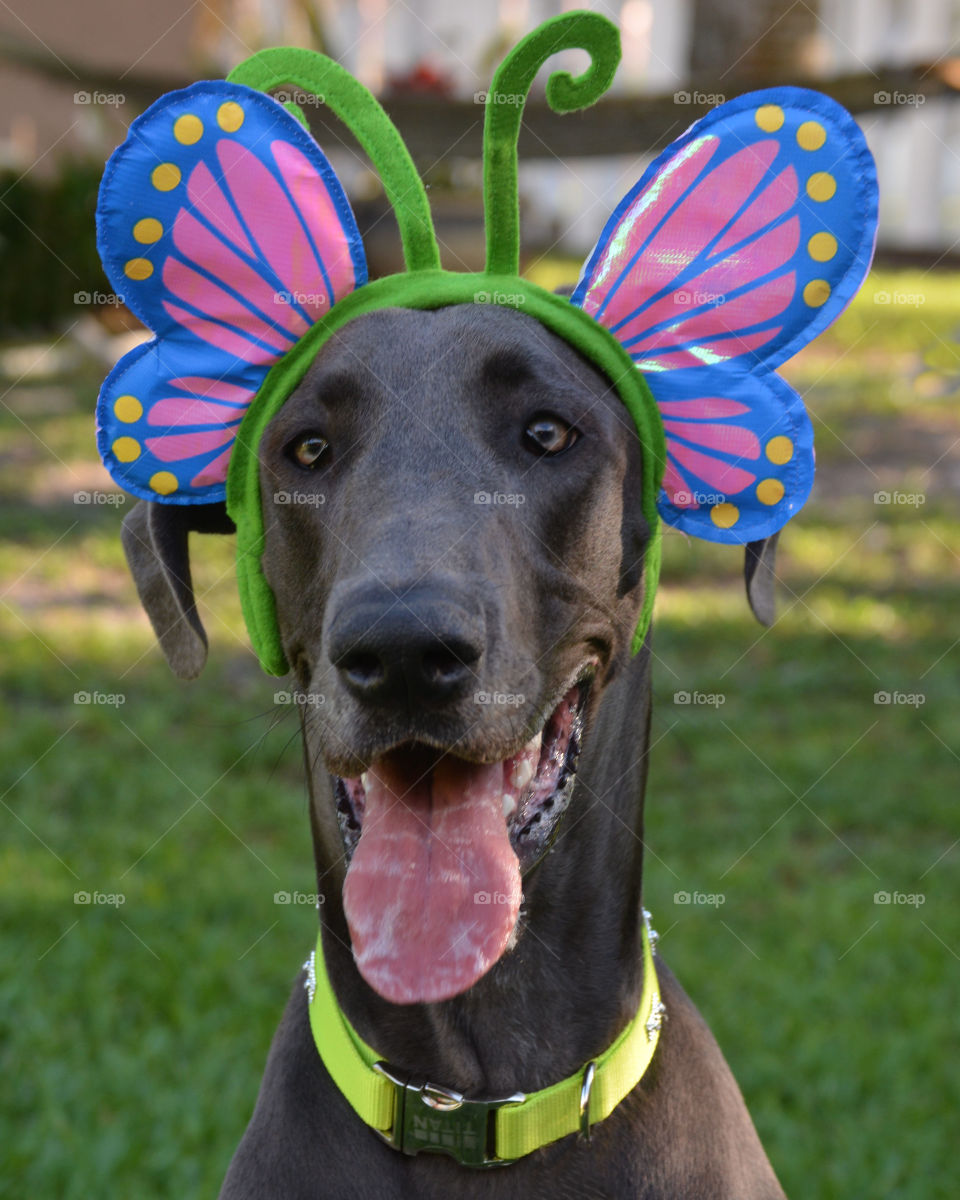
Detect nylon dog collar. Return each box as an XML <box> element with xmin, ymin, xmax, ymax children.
<box><xmin>93</xmin><ymin>10</ymin><xmax>878</xmax><ymax>674</ymax></box>
<box><xmin>302</xmin><ymin>911</ymin><xmax>664</xmax><ymax>1167</ymax></box>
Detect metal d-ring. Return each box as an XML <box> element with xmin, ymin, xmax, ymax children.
<box><xmin>578</xmin><ymin>1060</ymin><xmax>597</xmax><ymax>1142</ymax></box>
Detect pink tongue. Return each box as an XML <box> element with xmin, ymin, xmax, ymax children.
<box><xmin>342</xmin><ymin>752</ymin><xmax>521</xmax><ymax>1004</ymax></box>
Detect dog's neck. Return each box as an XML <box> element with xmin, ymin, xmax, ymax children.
<box><xmin>308</xmin><ymin>646</ymin><xmax>653</xmax><ymax>1099</ymax></box>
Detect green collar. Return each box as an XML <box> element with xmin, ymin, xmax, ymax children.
<box><xmin>302</xmin><ymin>910</ymin><xmax>664</xmax><ymax>1168</ymax></box>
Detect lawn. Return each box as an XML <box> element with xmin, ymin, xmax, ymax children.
<box><xmin>1</xmin><ymin>268</ymin><xmax>957</xmax><ymax>1197</ymax></box>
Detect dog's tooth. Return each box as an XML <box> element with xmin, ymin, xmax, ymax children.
<box><xmin>524</xmin><ymin>731</ymin><xmax>543</xmax><ymax>755</ymax></box>
<box><xmin>502</xmin><ymin>792</ymin><xmax>517</xmax><ymax>820</ymax></box>
<box><xmin>510</xmin><ymin>757</ymin><xmax>535</xmax><ymax>791</ymax></box>
<box><xmin>360</xmin><ymin>771</ymin><xmax>370</xmax><ymax>792</ymax></box>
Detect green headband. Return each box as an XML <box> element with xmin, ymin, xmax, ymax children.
<box><xmin>224</xmin><ymin>14</ymin><xmax>663</xmax><ymax>676</ymax></box>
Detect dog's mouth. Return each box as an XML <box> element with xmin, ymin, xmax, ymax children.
<box><xmin>332</xmin><ymin>676</ymin><xmax>589</xmax><ymax>1005</ymax></box>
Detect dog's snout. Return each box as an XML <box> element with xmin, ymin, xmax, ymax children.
<box><xmin>328</xmin><ymin>585</ymin><xmax>484</xmax><ymax>707</ymax></box>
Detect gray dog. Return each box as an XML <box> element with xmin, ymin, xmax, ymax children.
<box><xmin>122</xmin><ymin>303</ymin><xmax>786</xmax><ymax>1198</ymax></box>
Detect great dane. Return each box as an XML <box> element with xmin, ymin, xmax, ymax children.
<box><xmin>122</xmin><ymin>302</ymin><xmax>786</xmax><ymax>1197</ymax></box>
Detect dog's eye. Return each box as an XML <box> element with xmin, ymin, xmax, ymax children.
<box><xmin>523</xmin><ymin>413</ymin><xmax>579</xmax><ymax>456</ymax></box>
<box><xmin>287</xmin><ymin>433</ymin><xmax>329</xmax><ymax>469</ymax></box>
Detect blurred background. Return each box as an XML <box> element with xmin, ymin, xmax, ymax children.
<box><xmin>0</xmin><ymin>1</ymin><xmax>957</xmax><ymax>1197</ymax></box>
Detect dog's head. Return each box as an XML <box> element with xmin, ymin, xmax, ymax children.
<box><xmin>97</xmin><ymin>13</ymin><xmax>877</xmax><ymax>1004</ymax></box>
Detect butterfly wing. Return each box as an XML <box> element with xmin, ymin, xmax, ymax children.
<box><xmin>650</xmin><ymin>365</ymin><xmax>814</xmax><ymax>543</ymax></box>
<box><xmin>572</xmin><ymin>87</ymin><xmax>876</xmax><ymax>373</ymax></box>
<box><xmin>96</xmin><ymin>80</ymin><xmax>366</xmax><ymax>504</ymax></box>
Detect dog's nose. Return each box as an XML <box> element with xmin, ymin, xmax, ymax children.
<box><xmin>327</xmin><ymin>585</ymin><xmax>484</xmax><ymax>707</ymax></box>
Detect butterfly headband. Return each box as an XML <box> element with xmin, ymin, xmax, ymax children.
<box><xmin>94</xmin><ymin>11</ymin><xmax>878</xmax><ymax>676</ymax></box>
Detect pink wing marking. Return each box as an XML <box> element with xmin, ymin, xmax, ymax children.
<box><xmin>147</xmin><ymin>397</ymin><xmax>248</xmax><ymax>427</ymax></box>
<box><xmin>187</xmin><ymin>160</ymin><xmax>256</xmax><ymax>258</ymax></box>
<box><xmin>669</xmin><ymin>442</ymin><xmax>757</xmax><ymax>494</ymax></box>
<box><xmin>218</xmin><ymin>139</ymin><xmax>331</xmax><ymax>324</ymax></box>
<box><xmin>657</xmin><ymin>397</ymin><xmax>750</xmax><ymax>418</ymax></box>
<box><xmin>271</xmin><ymin>139</ymin><xmax>357</xmax><ymax>313</ymax></box>
<box><xmin>169</xmin><ymin>376</ymin><xmax>255</xmax><ymax>405</ymax></box>
<box><xmin>712</xmin><ymin>165</ymin><xmax>798</xmax><ymax>257</ymax></box>
<box><xmin>662</xmin><ymin>420</ymin><xmax>761</xmax><ymax>459</ymax></box>
<box><xmin>172</xmin><ymin>208</ymin><xmax>310</xmax><ymax>340</ymax></box>
<box><xmin>146</xmin><ymin>426</ymin><xmax>235</xmax><ymax>462</ymax></box>
<box><xmin>662</xmin><ymin>459</ymin><xmax>699</xmax><ymax>508</ymax></box>
<box><xmin>191</xmin><ymin>447</ymin><xmax>233</xmax><ymax>488</ymax></box>
<box><xmin>163</xmin><ymin>258</ymin><xmax>294</xmax><ymax>354</ymax></box>
<box><xmin>632</xmin><ymin>327</ymin><xmax>785</xmax><ymax>373</ymax></box>
<box><xmin>625</xmin><ymin>267</ymin><xmax>797</xmax><ymax>359</ymax></box>
<box><xmin>162</xmin><ymin>300</ymin><xmax>278</xmax><ymax>365</ymax></box>
<box><xmin>581</xmin><ymin>135</ymin><xmax>720</xmax><ymax>320</ymax></box>
<box><xmin>600</xmin><ymin>141</ymin><xmax>781</xmax><ymax>335</ymax></box>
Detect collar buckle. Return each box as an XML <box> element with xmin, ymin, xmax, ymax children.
<box><xmin>373</xmin><ymin>1061</ymin><xmax>525</xmax><ymax>1168</ymax></box>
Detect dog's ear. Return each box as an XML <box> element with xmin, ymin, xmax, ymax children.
<box><xmin>121</xmin><ymin>500</ymin><xmax>235</xmax><ymax>679</ymax></box>
<box><xmin>743</xmin><ymin>532</ymin><xmax>780</xmax><ymax>627</ymax></box>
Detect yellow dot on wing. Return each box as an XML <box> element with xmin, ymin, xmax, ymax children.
<box><xmin>217</xmin><ymin>101</ymin><xmax>244</xmax><ymax>132</ymax></box>
<box><xmin>757</xmin><ymin>478</ymin><xmax>785</xmax><ymax>506</ymax></box>
<box><xmin>755</xmin><ymin>104</ymin><xmax>784</xmax><ymax>132</ymax></box>
<box><xmin>113</xmin><ymin>394</ymin><xmax>142</xmax><ymax>423</ymax></box>
<box><xmin>112</xmin><ymin>436</ymin><xmax>141</xmax><ymax>462</ymax></box>
<box><xmin>151</xmin><ymin>163</ymin><xmax>181</xmax><ymax>191</ymax></box>
<box><xmin>710</xmin><ymin>502</ymin><xmax>739</xmax><ymax>529</ymax></box>
<box><xmin>806</xmin><ymin>172</ymin><xmax>836</xmax><ymax>202</ymax></box>
<box><xmin>797</xmin><ymin>121</ymin><xmax>826</xmax><ymax>150</ymax></box>
<box><xmin>766</xmin><ymin>436</ymin><xmax>794</xmax><ymax>464</ymax></box>
<box><xmin>803</xmin><ymin>278</ymin><xmax>831</xmax><ymax>307</ymax></box>
<box><xmin>174</xmin><ymin>114</ymin><xmax>203</xmax><ymax>144</ymax></box>
<box><xmin>133</xmin><ymin>218</ymin><xmax>163</xmax><ymax>244</ymax></box>
<box><xmin>808</xmin><ymin>232</ymin><xmax>837</xmax><ymax>262</ymax></box>
<box><xmin>124</xmin><ymin>257</ymin><xmax>153</xmax><ymax>280</ymax></box>
<box><xmin>149</xmin><ymin>471</ymin><xmax>179</xmax><ymax>496</ymax></box>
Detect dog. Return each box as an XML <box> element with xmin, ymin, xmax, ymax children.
<box><xmin>121</xmin><ymin>301</ymin><xmax>787</xmax><ymax>1197</ymax></box>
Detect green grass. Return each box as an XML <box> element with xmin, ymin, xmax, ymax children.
<box><xmin>1</xmin><ymin>268</ymin><xmax>959</xmax><ymax>1197</ymax></box>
